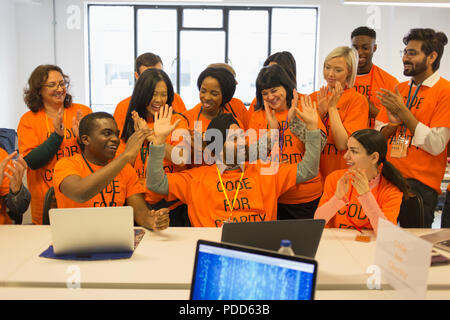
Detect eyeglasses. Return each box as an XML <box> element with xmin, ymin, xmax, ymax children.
<box><xmin>400</xmin><ymin>49</ymin><xmax>419</xmax><ymax>58</ymax></box>
<box><xmin>41</xmin><ymin>80</ymin><xmax>68</xmax><ymax>90</ymax></box>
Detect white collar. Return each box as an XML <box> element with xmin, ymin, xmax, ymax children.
<box><xmin>409</xmin><ymin>71</ymin><xmax>440</xmax><ymax>87</ymax></box>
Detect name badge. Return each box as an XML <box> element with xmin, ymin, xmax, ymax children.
<box><xmin>390</xmin><ymin>135</ymin><xmax>409</xmax><ymax>158</ymax></box>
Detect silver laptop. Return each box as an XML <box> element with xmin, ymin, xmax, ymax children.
<box><xmin>420</xmin><ymin>229</ymin><xmax>450</xmax><ymax>253</ymax></box>
<box><xmin>49</xmin><ymin>206</ymin><xmax>135</xmax><ymax>255</ymax></box>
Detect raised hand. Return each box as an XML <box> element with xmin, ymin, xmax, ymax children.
<box><xmin>264</xmin><ymin>101</ymin><xmax>279</xmax><ymax>130</ymax></box>
<box><xmin>288</xmin><ymin>89</ymin><xmax>300</xmax><ymax>122</ymax></box>
<box><xmin>0</xmin><ymin>151</ymin><xmax>18</xmax><ymax>183</ymax></box>
<box><xmin>317</xmin><ymin>86</ymin><xmax>329</xmax><ymax>117</ymax></box>
<box><xmin>132</xmin><ymin>111</ymin><xmax>155</xmax><ymax>143</ymax></box>
<box><xmin>296</xmin><ymin>95</ymin><xmax>319</xmax><ymax>130</ymax></box>
<box><xmin>377</xmin><ymin>86</ymin><xmax>406</xmax><ymax>122</ymax></box>
<box><xmin>329</xmin><ymin>82</ymin><xmax>343</xmax><ymax>108</ymax></box>
<box><xmin>4</xmin><ymin>155</ymin><xmax>27</xmax><ymax>194</ymax></box>
<box><xmin>71</xmin><ymin>109</ymin><xmax>83</xmax><ymax>138</ymax></box>
<box><xmin>53</xmin><ymin>107</ymin><xmax>65</xmax><ymax>137</ymax></box>
<box><xmin>349</xmin><ymin>168</ymin><xmax>370</xmax><ymax>196</ymax></box>
<box><xmin>123</xmin><ymin>127</ymin><xmax>152</xmax><ymax>161</ymax></box>
<box><xmin>335</xmin><ymin>171</ymin><xmax>351</xmax><ymax>200</ymax></box>
<box><xmin>153</xmin><ymin>105</ymin><xmax>181</xmax><ymax>145</ymax></box>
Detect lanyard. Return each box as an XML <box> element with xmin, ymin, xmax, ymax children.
<box><xmin>81</xmin><ymin>153</ymin><xmax>116</xmax><ymax>206</ymax></box>
<box><xmin>216</xmin><ymin>164</ymin><xmax>245</xmax><ymax>222</ymax></box>
<box><xmin>400</xmin><ymin>82</ymin><xmax>422</xmax><ymax>136</ymax></box>
<box><xmin>345</xmin><ymin>175</ymin><xmax>382</xmax><ymax>232</ymax></box>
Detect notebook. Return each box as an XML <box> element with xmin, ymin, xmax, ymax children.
<box><xmin>49</xmin><ymin>206</ymin><xmax>135</xmax><ymax>255</ymax></box>
<box><xmin>190</xmin><ymin>240</ymin><xmax>318</xmax><ymax>300</ymax></box>
<box><xmin>221</xmin><ymin>219</ymin><xmax>325</xmax><ymax>258</ymax></box>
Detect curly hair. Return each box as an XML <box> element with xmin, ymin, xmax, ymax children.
<box><xmin>23</xmin><ymin>64</ymin><xmax>72</xmax><ymax>112</ymax></box>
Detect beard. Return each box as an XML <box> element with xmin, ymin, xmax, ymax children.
<box><xmin>403</xmin><ymin>56</ymin><xmax>428</xmax><ymax>77</ymax></box>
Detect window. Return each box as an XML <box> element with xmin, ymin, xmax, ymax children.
<box><xmin>87</xmin><ymin>5</ymin><xmax>319</xmax><ymax>112</ymax></box>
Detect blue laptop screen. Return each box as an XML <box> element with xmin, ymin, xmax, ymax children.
<box><xmin>191</xmin><ymin>243</ymin><xmax>316</xmax><ymax>300</ymax></box>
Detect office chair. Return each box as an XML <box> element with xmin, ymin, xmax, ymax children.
<box><xmin>397</xmin><ymin>192</ymin><xmax>425</xmax><ymax>228</ymax></box>
<box><xmin>42</xmin><ymin>187</ymin><xmax>57</xmax><ymax>225</ymax></box>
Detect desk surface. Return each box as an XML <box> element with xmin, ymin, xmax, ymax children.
<box><xmin>0</xmin><ymin>225</ymin><xmax>449</xmax><ymax>295</ymax></box>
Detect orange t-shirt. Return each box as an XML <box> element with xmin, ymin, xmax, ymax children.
<box><xmin>376</xmin><ymin>77</ymin><xmax>450</xmax><ymax>193</ymax></box>
<box><xmin>353</xmin><ymin>64</ymin><xmax>399</xmax><ymax>128</ymax></box>
<box><xmin>309</xmin><ymin>89</ymin><xmax>369</xmax><ymax>183</ymax></box>
<box><xmin>319</xmin><ymin>169</ymin><xmax>403</xmax><ymax>230</ymax></box>
<box><xmin>113</xmin><ymin>93</ymin><xmax>186</xmax><ymax>135</ymax></box>
<box><xmin>17</xmin><ymin>104</ymin><xmax>92</xmax><ymax>224</ymax></box>
<box><xmin>0</xmin><ymin>148</ymin><xmax>13</xmax><ymax>224</ymax></box>
<box><xmin>116</xmin><ymin>113</ymin><xmax>189</xmax><ymax>208</ymax></box>
<box><xmin>53</xmin><ymin>153</ymin><xmax>145</xmax><ymax>208</ymax></box>
<box><xmin>248</xmin><ymin>103</ymin><xmax>326</xmax><ymax>204</ymax></box>
<box><xmin>165</xmin><ymin>161</ymin><xmax>298</xmax><ymax>227</ymax></box>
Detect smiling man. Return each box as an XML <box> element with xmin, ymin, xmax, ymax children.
<box><xmin>375</xmin><ymin>28</ymin><xmax>450</xmax><ymax>228</ymax></box>
<box><xmin>351</xmin><ymin>26</ymin><xmax>399</xmax><ymax>128</ymax></box>
<box><xmin>53</xmin><ymin>112</ymin><xmax>170</xmax><ymax>231</ymax></box>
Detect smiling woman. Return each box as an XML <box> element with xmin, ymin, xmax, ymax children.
<box><xmin>17</xmin><ymin>64</ymin><xmax>92</xmax><ymax>225</ymax></box>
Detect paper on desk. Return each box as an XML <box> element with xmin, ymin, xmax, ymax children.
<box><xmin>374</xmin><ymin>219</ymin><xmax>432</xmax><ymax>300</ymax></box>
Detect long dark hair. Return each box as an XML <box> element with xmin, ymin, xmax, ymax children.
<box><xmin>351</xmin><ymin>129</ymin><xmax>412</xmax><ymax>199</ymax></box>
<box><xmin>121</xmin><ymin>68</ymin><xmax>175</xmax><ymax>142</ymax></box>
<box><xmin>23</xmin><ymin>64</ymin><xmax>72</xmax><ymax>112</ymax></box>
<box><xmin>263</xmin><ymin>51</ymin><xmax>297</xmax><ymax>87</ymax></box>
<box><xmin>255</xmin><ymin>64</ymin><xmax>296</xmax><ymax>111</ymax></box>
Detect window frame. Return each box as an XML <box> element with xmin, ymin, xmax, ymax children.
<box><xmin>87</xmin><ymin>3</ymin><xmax>319</xmax><ymax>108</ymax></box>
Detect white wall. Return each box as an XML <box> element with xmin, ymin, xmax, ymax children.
<box><xmin>2</xmin><ymin>0</ymin><xmax>450</xmax><ymax>130</ymax></box>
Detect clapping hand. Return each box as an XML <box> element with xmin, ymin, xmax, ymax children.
<box><xmin>296</xmin><ymin>95</ymin><xmax>319</xmax><ymax>130</ymax></box>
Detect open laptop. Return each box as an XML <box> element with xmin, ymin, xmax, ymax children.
<box><xmin>190</xmin><ymin>240</ymin><xmax>318</xmax><ymax>300</ymax></box>
<box><xmin>221</xmin><ymin>219</ymin><xmax>325</xmax><ymax>258</ymax></box>
<box><xmin>49</xmin><ymin>206</ymin><xmax>135</xmax><ymax>255</ymax></box>
<box><xmin>420</xmin><ymin>229</ymin><xmax>450</xmax><ymax>253</ymax></box>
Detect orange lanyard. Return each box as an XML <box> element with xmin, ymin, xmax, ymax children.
<box><xmin>216</xmin><ymin>164</ymin><xmax>245</xmax><ymax>222</ymax></box>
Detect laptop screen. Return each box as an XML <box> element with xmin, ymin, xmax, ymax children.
<box><xmin>190</xmin><ymin>240</ymin><xmax>317</xmax><ymax>300</ymax></box>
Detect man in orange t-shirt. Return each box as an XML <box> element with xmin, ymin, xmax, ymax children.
<box><xmin>113</xmin><ymin>52</ymin><xmax>186</xmax><ymax>134</ymax></box>
<box><xmin>376</xmin><ymin>28</ymin><xmax>450</xmax><ymax>228</ymax></box>
<box><xmin>146</xmin><ymin>105</ymin><xmax>322</xmax><ymax>227</ymax></box>
<box><xmin>53</xmin><ymin>112</ymin><xmax>169</xmax><ymax>230</ymax></box>
<box><xmin>351</xmin><ymin>26</ymin><xmax>399</xmax><ymax>128</ymax></box>
<box><xmin>0</xmin><ymin>149</ymin><xmax>30</xmax><ymax>224</ymax></box>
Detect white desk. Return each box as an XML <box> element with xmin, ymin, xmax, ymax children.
<box><xmin>0</xmin><ymin>225</ymin><xmax>449</xmax><ymax>299</ymax></box>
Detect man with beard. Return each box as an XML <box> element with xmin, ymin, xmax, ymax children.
<box><xmin>351</xmin><ymin>26</ymin><xmax>399</xmax><ymax>128</ymax></box>
<box><xmin>375</xmin><ymin>28</ymin><xmax>450</xmax><ymax>228</ymax></box>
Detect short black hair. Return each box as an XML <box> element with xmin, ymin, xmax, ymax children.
<box><xmin>263</xmin><ymin>51</ymin><xmax>297</xmax><ymax>86</ymax></box>
<box><xmin>351</xmin><ymin>26</ymin><xmax>376</xmax><ymax>40</ymax></box>
<box><xmin>255</xmin><ymin>64</ymin><xmax>296</xmax><ymax>111</ymax></box>
<box><xmin>197</xmin><ymin>67</ymin><xmax>236</xmax><ymax>108</ymax></box>
<box><xmin>205</xmin><ymin>113</ymin><xmax>239</xmax><ymax>155</ymax></box>
<box><xmin>78</xmin><ymin>112</ymin><xmax>115</xmax><ymax>150</ymax></box>
<box><xmin>135</xmin><ymin>52</ymin><xmax>163</xmax><ymax>74</ymax></box>
<box><xmin>403</xmin><ymin>28</ymin><xmax>448</xmax><ymax>72</ymax></box>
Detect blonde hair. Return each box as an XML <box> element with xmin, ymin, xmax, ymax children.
<box><xmin>323</xmin><ymin>46</ymin><xmax>358</xmax><ymax>88</ymax></box>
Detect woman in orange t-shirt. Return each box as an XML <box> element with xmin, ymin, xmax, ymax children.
<box><xmin>250</xmin><ymin>64</ymin><xmax>327</xmax><ymax>220</ymax></box>
<box><xmin>309</xmin><ymin>46</ymin><xmax>369</xmax><ymax>183</ymax></box>
<box><xmin>119</xmin><ymin>68</ymin><xmax>190</xmax><ymax>227</ymax></box>
<box><xmin>315</xmin><ymin>129</ymin><xmax>411</xmax><ymax>234</ymax></box>
<box><xmin>17</xmin><ymin>65</ymin><xmax>92</xmax><ymax>224</ymax></box>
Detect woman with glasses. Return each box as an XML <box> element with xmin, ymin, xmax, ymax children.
<box><xmin>17</xmin><ymin>64</ymin><xmax>91</xmax><ymax>224</ymax></box>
